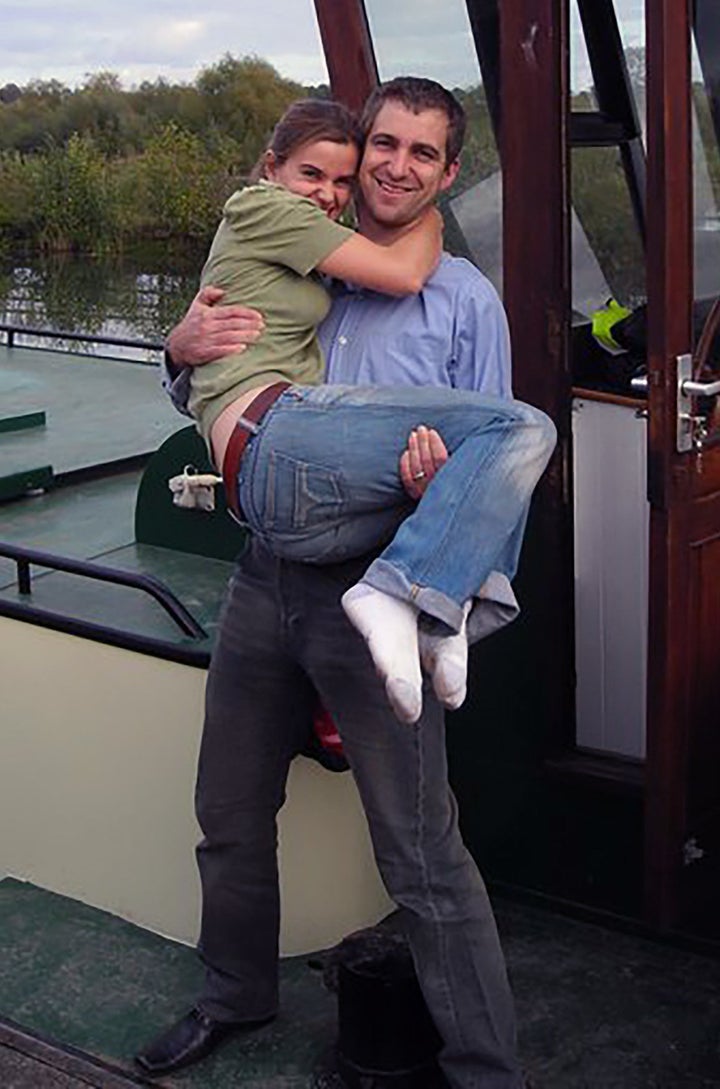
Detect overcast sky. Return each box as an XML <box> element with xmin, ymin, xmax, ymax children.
<box><xmin>1</xmin><ymin>0</ymin><xmax>645</xmax><ymax>94</ymax></box>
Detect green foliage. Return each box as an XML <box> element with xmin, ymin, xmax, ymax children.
<box><xmin>0</xmin><ymin>152</ymin><xmax>35</xmax><ymax>235</ymax></box>
<box><xmin>24</xmin><ymin>133</ymin><xmax>120</xmax><ymax>253</ymax></box>
<box><xmin>0</xmin><ymin>54</ymin><xmax>309</xmax><ymax>252</ymax></box>
<box><xmin>453</xmin><ymin>85</ymin><xmax>499</xmax><ymax>191</ymax></box>
<box><xmin>195</xmin><ymin>54</ymin><xmax>306</xmax><ymax>169</ymax></box>
<box><xmin>134</xmin><ymin>123</ymin><xmax>240</xmax><ymax>240</ymax></box>
<box><xmin>1</xmin><ymin>43</ymin><xmax>717</xmax><ymax>288</ymax></box>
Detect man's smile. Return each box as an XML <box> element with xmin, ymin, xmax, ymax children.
<box><xmin>373</xmin><ymin>176</ymin><xmax>418</xmax><ymax>195</ymax></box>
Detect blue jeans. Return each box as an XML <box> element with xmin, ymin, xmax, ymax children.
<box><xmin>236</xmin><ymin>384</ymin><xmax>556</xmax><ymax>632</ymax></box>
<box><xmin>195</xmin><ymin>538</ymin><xmax>524</xmax><ymax>1089</ymax></box>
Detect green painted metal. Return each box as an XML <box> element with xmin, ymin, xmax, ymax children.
<box><xmin>0</xmin><ymin>345</ymin><xmax>180</xmax><ymax>477</ymax></box>
<box><xmin>135</xmin><ymin>425</ymin><xmax>246</xmax><ymax>563</ymax></box>
<box><xmin>0</xmin><ymin>880</ymin><xmax>338</xmax><ymax>1089</ymax></box>
<box><xmin>0</xmin><ymin>465</ymin><xmax>54</xmax><ymax>503</ymax></box>
<box><xmin>0</xmin><ymin>411</ymin><xmax>46</xmax><ymax>434</ymax></box>
<box><xmin>0</xmin><ymin>542</ymin><xmax>232</xmax><ymax>655</ymax></box>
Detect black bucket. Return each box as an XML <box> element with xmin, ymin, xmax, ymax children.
<box><xmin>335</xmin><ymin>930</ymin><xmax>443</xmax><ymax>1089</ymax></box>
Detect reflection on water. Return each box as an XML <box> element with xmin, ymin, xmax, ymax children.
<box><xmin>0</xmin><ymin>247</ymin><xmax>203</xmax><ymax>359</ymax></box>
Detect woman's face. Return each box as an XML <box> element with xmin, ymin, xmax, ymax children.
<box><xmin>265</xmin><ymin>139</ymin><xmax>359</xmax><ymax>220</ymax></box>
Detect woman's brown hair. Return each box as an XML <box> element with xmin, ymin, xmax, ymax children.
<box><xmin>250</xmin><ymin>98</ymin><xmax>363</xmax><ymax>183</ymax></box>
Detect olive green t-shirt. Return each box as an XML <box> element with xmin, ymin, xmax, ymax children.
<box><xmin>188</xmin><ymin>181</ymin><xmax>354</xmax><ymax>440</ymax></box>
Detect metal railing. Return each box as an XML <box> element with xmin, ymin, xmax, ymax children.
<box><xmin>0</xmin><ymin>322</ymin><xmax>164</xmax><ymax>363</ymax></box>
<box><xmin>0</xmin><ymin>541</ymin><xmax>209</xmax><ymax>666</ymax></box>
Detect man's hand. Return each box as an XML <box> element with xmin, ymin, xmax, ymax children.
<box><xmin>400</xmin><ymin>425</ymin><xmax>449</xmax><ymax>500</ymax></box>
<box><xmin>167</xmin><ymin>285</ymin><xmax>265</xmax><ymax>366</ymax></box>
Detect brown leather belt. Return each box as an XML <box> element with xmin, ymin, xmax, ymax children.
<box><xmin>222</xmin><ymin>381</ymin><xmax>291</xmax><ymax>522</ymax></box>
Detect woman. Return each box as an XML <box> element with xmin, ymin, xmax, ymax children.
<box><xmin>188</xmin><ymin>98</ymin><xmax>556</xmax><ymax>724</ymax></box>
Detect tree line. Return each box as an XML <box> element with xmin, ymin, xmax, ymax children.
<box><xmin>1</xmin><ymin>48</ymin><xmax>718</xmax><ymax>309</ymax></box>
<box><xmin>0</xmin><ymin>56</ymin><xmax>320</xmax><ymax>253</ymax></box>
<box><xmin>0</xmin><ymin>55</ymin><xmax>504</xmax><ymax>256</ymax></box>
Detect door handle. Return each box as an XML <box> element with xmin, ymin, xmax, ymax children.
<box><xmin>629</xmin><ymin>298</ymin><xmax>720</xmax><ymax>451</ymax></box>
<box><xmin>680</xmin><ymin>376</ymin><xmax>720</xmax><ymax>397</ymax></box>
<box><xmin>630</xmin><ymin>371</ymin><xmax>720</xmax><ymax>398</ymax></box>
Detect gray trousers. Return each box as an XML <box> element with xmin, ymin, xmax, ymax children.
<box><xmin>194</xmin><ymin>537</ymin><xmax>523</xmax><ymax>1089</ymax></box>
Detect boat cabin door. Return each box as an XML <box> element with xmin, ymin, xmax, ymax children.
<box><xmin>501</xmin><ymin>0</ymin><xmax>720</xmax><ymax>937</ymax></box>
<box><xmin>641</xmin><ymin>0</ymin><xmax>720</xmax><ymax>934</ymax></box>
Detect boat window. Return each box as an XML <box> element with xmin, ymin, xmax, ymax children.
<box><xmin>570</xmin><ymin>146</ymin><xmax>645</xmax><ymax>314</ymax></box>
<box><xmin>691</xmin><ymin>32</ymin><xmax>720</xmax><ymax>305</ymax></box>
<box><xmin>363</xmin><ymin>0</ymin><xmax>503</xmax><ymax>296</ymax></box>
<box><xmin>691</xmin><ymin>4</ymin><xmax>720</xmax><ymax>447</ymax></box>
<box><xmin>570</xmin><ymin>2</ymin><xmax>596</xmax><ymax>111</ymax></box>
<box><xmin>568</xmin><ymin>0</ymin><xmax>647</xmax><ymax>319</ymax></box>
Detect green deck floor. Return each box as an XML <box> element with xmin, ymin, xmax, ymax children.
<box><xmin>0</xmin><ymin>471</ymin><xmax>141</xmax><ymax>586</ymax></box>
<box><xmin>1</xmin><ymin>878</ymin><xmax>719</xmax><ymax>1088</ymax></box>
<box><xmin>0</xmin><ymin>345</ymin><xmax>181</xmax><ymax>479</ymax></box>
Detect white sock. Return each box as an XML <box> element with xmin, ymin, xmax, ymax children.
<box><xmin>341</xmin><ymin>584</ymin><xmax>422</xmax><ymax>725</ymax></box>
<box><xmin>418</xmin><ymin>600</ymin><xmax>472</xmax><ymax>711</ymax></box>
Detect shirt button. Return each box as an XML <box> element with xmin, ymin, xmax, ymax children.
<box><xmin>338</xmin><ymin>335</ymin><xmax>348</xmax><ymax>346</ymax></box>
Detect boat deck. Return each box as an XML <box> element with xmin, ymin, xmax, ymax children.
<box><xmin>0</xmin><ymin>343</ymin><xmax>179</xmax><ymax>482</ymax></box>
<box><xmin>1</xmin><ymin>879</ymin><xmax>719</xmax><ymax>1089</ymax></box>
<box><xmin>0</xmin><ymin>343</ymin><xmax>237</xmax><ymax>663</ymax></box>
<box><xmin>2</xmin><ymin>342</ymin><xmax>720</xmax><ymax>1087</ymax></box>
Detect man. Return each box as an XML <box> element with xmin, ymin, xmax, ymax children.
<box><xmin>136</xmin><ymin>77</ymin><xmax>549</xmax><ymax>1089</ymax></box>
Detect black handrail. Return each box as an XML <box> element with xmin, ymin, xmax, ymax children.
<box><xmin>0</xmin><ymin>541</ymin><xmax>206</xmax><ymax>640</ymax></box>
<box><xmin>0</xmin><ymin>322</ymin><xmax>163</xmax><ymax>356</ymax></box>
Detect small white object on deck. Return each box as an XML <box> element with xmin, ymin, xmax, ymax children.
<box><xmin>168</xmin><ymin>465</ymin><xmax>223</xmax><ymax>511</ymax></box>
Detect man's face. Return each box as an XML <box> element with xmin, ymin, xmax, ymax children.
<box><xmin>358</xmin><ymin>100</ymin><xmax>460</xmax><ymax>228</ymax></box>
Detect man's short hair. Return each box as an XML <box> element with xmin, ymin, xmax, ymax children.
<box><xmin>360</xmin><ymin>76</ymin><xmax>466</xmax><ymax>164</ymax></box>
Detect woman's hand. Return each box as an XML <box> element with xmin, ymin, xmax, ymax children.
<box><xmin>399</xmin><ymin>425</ymin><xmax>449</xmax><ymax>500</ymax></box>
<box><xmin>167</xmin><ymin>286</ymin><xmax>265</xmax><ymax>366</ymax></box>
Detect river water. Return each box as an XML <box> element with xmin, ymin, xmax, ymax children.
<box><xmin>0</xmin><ymin>247</ymin><xmax>204</xmax><ymax>360</ymax></box>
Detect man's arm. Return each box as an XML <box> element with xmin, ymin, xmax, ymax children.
<box><xmin>399</xmin><ymin>269</ymin><xmax>511</xmax><ymax>498</ymax></box>
<box><xmin>451</xmin><ymin>272</ymin><xmax>512</xmax><ymax>398</ymax></box>
<box><xmin>167</xmin><ymin>286</ymin><xmax>264</xmax><ymax>367</ymax></box>
<box><xmin>161</xmin><ymin>286</ymin><xmax>265</xmax><ymax>416</ymax></box>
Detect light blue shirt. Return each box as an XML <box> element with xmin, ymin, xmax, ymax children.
<box><xmin>163</xmin><ymin>253</ymin><xmax>511</xmax><ymax>412</ymax></box>
<box><xmin>319</xmin><ymin>254</ymin><xmax>512</xmax><ymax>396</ymax></box>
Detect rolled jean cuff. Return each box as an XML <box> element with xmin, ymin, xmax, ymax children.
<box><xmin>467</xmin><ymin>571</ymin><xmax>521</xmax><ymax>644</ymax></box>
<box><xmin>360</xmin><ymin>558</ymin><xmax>467</xmax><ymax>632</ymax></box>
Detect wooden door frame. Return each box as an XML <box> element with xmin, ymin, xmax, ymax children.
<box><xmin>644</xmin><ymin>0</ymin><xmax>695</xmax><ymax>931</ymax></box>
<box><xmin>499</xmin><ymin>0</ymin><xmax>576</xmax><ymax>749</ymax></box>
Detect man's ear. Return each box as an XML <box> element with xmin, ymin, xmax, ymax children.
<box><xmin>439</xmin><ymin>158</ymin><xmax>461</xmax><ymax>193</ymax></box>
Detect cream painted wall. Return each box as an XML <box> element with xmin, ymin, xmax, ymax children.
<box><xmin>0</xmin><ymin>618</ymin><xmax>391</xmax><ymax>954</ymax></box>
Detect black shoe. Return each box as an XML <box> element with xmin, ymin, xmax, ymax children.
<box><xmin>134</xmin><ymin>1006</ymin><xmax>273</xmax><ymax>1075</ymax></box>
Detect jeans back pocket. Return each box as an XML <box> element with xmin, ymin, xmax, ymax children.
<box><xmin>265</xmin><ymin>450</ymin><xmax>345</xmax><ymax>537</ymax></box>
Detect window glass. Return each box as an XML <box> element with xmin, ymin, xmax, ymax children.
<box><xmin>571</xmin><ymin>146</ymin><xmax>645</xmax><ymax>313</ymax></box>
<box><xmin>570</xmin><ymin>1</ymin><xmax>597</xmax><ymax>111</ymax></box>
<box><xmin>691</xmin><ymin>18</ymin><xmax>720</xmax><ymax>444</ymax></box>
<box><xmin>615</xmin><ymin>0</ymin><xmax>646</xmax><ymax>133</ymax></box>
<box><xmin>363</xmin><ymin>0</ymin><xmax>503</xmax><ymax>295</ymax></box>
<box><xmin>691</xmin><ymin>36</ymin><xmax>720</xmax><ymax>306</ymax></box>
<box><xmin>568</xmin><ymin>3</ymin><xmax>647</xmax><ymax>315</ymax></box>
